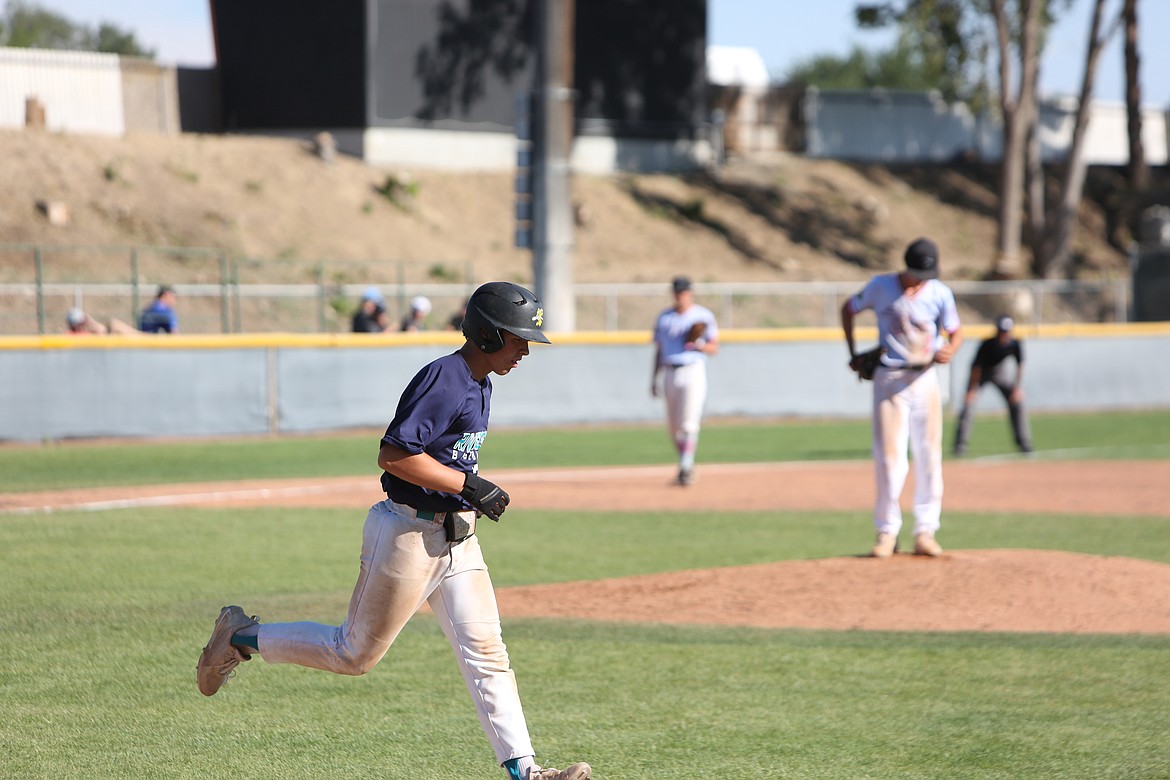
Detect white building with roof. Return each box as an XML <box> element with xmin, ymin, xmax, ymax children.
<box><xmin>706</xmin><ymin>45</ymin><xmax>776</xmax><ymax>154</ymax></box>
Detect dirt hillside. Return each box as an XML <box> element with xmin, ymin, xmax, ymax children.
<box><xmin>0</xmin><ymin>128</ymin><xmax>1134</xmax><ymax>293</ymax></box>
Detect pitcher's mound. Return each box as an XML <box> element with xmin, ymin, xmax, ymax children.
<box><xmin>497</xmin><ymin>549</ymin><xmax>1170</xmax><ymax>634</ymax></box>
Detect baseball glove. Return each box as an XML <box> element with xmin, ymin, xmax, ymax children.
<box><xmin>686</xmin><ymin>322</ymin><xmax>707</xmax><ymax>343</ymax></box>
<box><xmin>850</xmin><ymin>346</ymin><xmax>884</xmax><ymax>381</ymax></box>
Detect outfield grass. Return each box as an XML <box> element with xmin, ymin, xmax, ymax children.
<box><xmin>2</xmin><ymin>413</ymin><xmax>1168</xmax><ymax>779</ymax></box>
<box><xmin>1</xmin><ymin>409</ymin><xmax>1168</xmax><ymax>493</ymax></box>
<box><xmin>2</xmin><ymin>507</ymin><xmax>1169</xmax><ymax>779</ymax></box>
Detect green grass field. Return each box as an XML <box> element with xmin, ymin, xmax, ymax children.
<box><xmin>2</xmin><ymin>411</ymin><xmax>1168</xmax><ymax>779</ymax></box>
<box><xmin>2</xmin><ymin>409</ymin><xmax>1168</xmax><ymax>493</ymax></box>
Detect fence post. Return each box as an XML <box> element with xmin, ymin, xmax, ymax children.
<box><xmin>315</xmin><ymin>265</ymin><xmax>327</xmax><ymax>333</ymax></box>
<box><xmin>130</xmin><ymin>248</ymin><xmax>140</xmax><ymax>324</ymax></box>
<box><xmin>396</xmin><ymin>262</ymin><xmax>406</xmax><ymax>317</ymax></box>
<box><xmin>219</xmin><ymin>251</ymin><xmax>230</xmax><ymax>333</ymax></box>
<box><xmin>230</xmin><ymin>259</ymin><xmax>242</xmax><ymax>333</ymax></box>
<box><xmin>34</xmin><ymin>246</ymin><xmax>45</xmax><ymax>334</ymax></box>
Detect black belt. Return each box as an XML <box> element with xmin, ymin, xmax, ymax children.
<box><xmin>386</xmin><ymin>498</ymin><xmax>459</xmax><ymax>522</ymax></box>
<box><xmin>879</xmin><ymin>363</ymin><xmax>931</xmax><ymax>372</ymax></box>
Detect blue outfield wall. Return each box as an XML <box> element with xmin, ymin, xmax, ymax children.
<box><xmin>1</xmin><ymin>325</ymin><xmax>1168</xmax><ymax>442</ymax></box>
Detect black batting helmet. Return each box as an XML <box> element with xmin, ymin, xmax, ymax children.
<box><xmin>461</xmin><ymin>282</ymin><xmax>551</xmax><ymax>353</ymax></box>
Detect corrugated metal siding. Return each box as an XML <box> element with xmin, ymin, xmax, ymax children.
<box><xmin>804</xmin><ymin>88</ymin><xmax>977</xmax><ymax>161</ymax></box>
<box><xmin>0</xmin><ymin>47</ymin><xmax>124</xmax><ymax>135</ymax></box>
<box><xmin>805</xmin><ymin>87</ymin><xmax>1169</xmax><ymax>165</ymax></box>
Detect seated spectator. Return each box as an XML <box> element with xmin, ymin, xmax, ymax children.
<box><xmin>399</xmin><ymin>295</ymin><xmax>432</xmax><ymax>332</ymax></box>
<box><xmin>139</xmin><ymin>286</ymin><xmax>180</xmax><ymax>333</ymax></box>
<box><xmin>353</xmin><ymin>286</ymin><xmax>390</xmax><ymax>333</ymax></box>
<box><xmin>65</xmin><ymin>307</ymin><xmax>108</xmax><ymax>335</ymax></box>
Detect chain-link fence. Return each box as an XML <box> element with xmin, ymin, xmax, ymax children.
<box><xmin>0</xmin><ymin>243</ymin><xmax>1134</xmax><ymax>335</ymax></box>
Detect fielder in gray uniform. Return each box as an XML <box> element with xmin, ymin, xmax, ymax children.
<box><xmin>953</xmin><ymin>314</ymin><xmax>1033</xmax><ymax>455</ymax></box>
<box><xmin>841</xmin><ymin>238</ymin><xmax>963</xmax><ymax>558</ymax></box>
<box><xmin>196</xmin><ymin>282</ymin><xmax>591</xmax><ymax>780</ymax></box>
<box><xmin>651</xmin><ymin>276</ymin><xmax>720</xmax><ymax>486</ymax></box>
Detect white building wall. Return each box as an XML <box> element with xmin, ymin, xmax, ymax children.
<box><xmin>0</xmin><ymin>47</ymin><xmax>124</xmax><ymax>135</ymax></box>
<box><xmin>805</xmin><ymin>88</ymin><xmax>979</xmax><ymax>161</ymax></box>
<box><xmin>806</xmin><ymin>87</ymin><xmax>1169</xmax><ymax>166</ymax></box>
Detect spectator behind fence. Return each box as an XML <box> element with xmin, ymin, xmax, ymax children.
<box><xmin>399</xmin><ymin>295</ymin><xmax>432</xmax><ymax>332</ymax></box>
<box><xmin>65</xmin><ymin>307</ymin><xmax>108</xmax><ymax>335</ymax></box>
<box><xmin>139</xmin><ymin>286</ymin><xmax>180</xmax><ymax>334</ymax></box>
<box><xmin>353</xmin><ymin>286</ymin><xmax>391</xmax><ymax>333</ymax></box>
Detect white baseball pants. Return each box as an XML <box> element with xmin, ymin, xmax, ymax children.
<box><xmin>663</xmin><ymin>362</ymin><xmax>707</xmax><ymax>452</ymax></box>
<box><xmin>257</xmin><ymin>500</ymin><xmax>534</xmax><ymax>764</ymax></box>
<box><xmin>871</xmin><ymin>366</ymin><xmax>944</xmax><ymax>536</ymax></box>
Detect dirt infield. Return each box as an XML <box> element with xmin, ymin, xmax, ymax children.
<box><xmin>6</xmin><ymin>459</ymin><xmax>1169</xmax><ymax>634</ymax></box>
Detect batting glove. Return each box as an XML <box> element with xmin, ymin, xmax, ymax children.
<box><xmin>460</xmin><ymin>473</ymin><xmax>510</xmax><ymax>522</ymax></box>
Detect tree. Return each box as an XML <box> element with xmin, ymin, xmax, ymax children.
<box><xmin>0</xmin><ymin>1</ymin><xmax>79</xmax><ymax>49</ymax></box>
<box><xmin>855</xmin><ymin>0</ymin><xmax>991</xmax><ymax>108</ymax></box>
<box><xmin>1036</xmin><ymin>0</ymin><xmax>1121</xmax><ymax>277</ymax></box>
<box><xmin>89</xmin><ymin>22</ymin><xmax>155</xmax><ymax>58</ymax></box>
<box><xmin>0</xmin><ymin>1</ymin><xmax>154</xmax><ymax>58</ymax></box>
<box><xmin>785</xmin><ymin>44</ymin><xmax>958</xmax><ymax>92</ymax></box>
<box><xmin>1122</xmin><ymin>0</ymin><xmax>1147</xmax><ymax>197</ymax></box>
<box><xmin>1109</xmin><ymin>0</ymin><xmax>1147</xmax><ymax>248</ymax></box>
<box><xmin>988</xmin><ymin>0</ymin><xmax>1043</xmax><ymax>276</ymax></box>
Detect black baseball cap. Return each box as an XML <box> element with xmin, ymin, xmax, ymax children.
<box><xmin>672</xmin><ymin>276</ymin><xmax>692</xmax><ymax>293</ymax></box>
<box><xmin>903</xmin><ymin>238</ymin><xmax>940</xmax><ymax>280</ymax></box>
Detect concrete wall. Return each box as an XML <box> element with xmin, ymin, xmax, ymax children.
<box><xmin>1</xmin><ymin>325</ymin><xmax>1167</xmax><ymax>442</ymax></box>
<box><xmin>359</xmin><ymin>127</ymin><xmax>711</xmax><ymax>174</ymax></box>
<box><xmin>119</xmin><ymin>57</ymin><xmax>180</xmax><ymax>134</ymax></box>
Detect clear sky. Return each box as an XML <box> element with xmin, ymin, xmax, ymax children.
<box><xmin>31</xmin><ymin>0</ymin><xmax>1170</xmax><ymax>106</ymax></box>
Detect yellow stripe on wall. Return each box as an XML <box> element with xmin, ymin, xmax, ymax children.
<box><xmin>2</xmin><ymin>322</ymin><xmax>1168</xmax><ymax>351</ymax></box>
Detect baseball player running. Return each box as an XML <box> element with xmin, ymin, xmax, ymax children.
<box><xmin>196</xmin><ymin>282</ymin><xmax>591</xmax><ymax>780</ymax></box>
<box><xmin>651</xmin><ymin>276</ymin><xmax>719</xmax><ymax>486</ymax></box>
<box><xmin>841</xmin><ymin>238</ymin><xmax>963</xmax><ymax>558</ymax></box>
<box><xmin>953</xmin><ymin>314</ymin><xmax>1033</xmax><ymax>455</ymax></box>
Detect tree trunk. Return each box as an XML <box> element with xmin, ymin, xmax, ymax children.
<box><xmin>1112</xmin><ymin>0</ymin><xmax>1150</xmax><ymax>248</ymax></box>
<box><xmin>1123</xmin><ymin>0</ymin><xmax>1147</xmax><ymax>192</ymax></box>
<box><xmin>1024</xmin><ymin>55</ymin><xmax>1046</xmax><ymax>267</ymax></box>
<box><xmin>991</xmin><ymin>0</ymin><xmax>1040</xmax><ymax>278</ymax></box>
<box><xmin>1038</xmin><ymin>0</ymin><xmax>1118</xmax><ymax>278</ymax></box>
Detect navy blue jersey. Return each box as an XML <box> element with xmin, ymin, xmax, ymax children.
<box><xmin>139</xmin><ymin>301</ymin><xmax>178</xmax><ymax>333</ymax></box>
<box><xmin>380</xmin><ymin>352</ymin><xmax>491</xmax><ymax>512</ymax></box>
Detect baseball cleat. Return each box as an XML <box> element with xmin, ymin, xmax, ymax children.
<box><xmin>914</xmin><ymin>533</ymin><xmax>943</xmax><ymax>557</ymax></box>
<box><xmin>677</xmin><ymin>467</ymin><xmax>694</xmax><ymax>486</ymax></box>
<box><xmin>196</xmin><ymin>605</ymin><xmax>259</xmax><ymax>696</ymax></box>
<box><xmin>530</xmin><ymin>762</ymin><xmax>591</xmax><ymax>780</ymax></box>
<box><xmin>871</xmin><ymin>532</ymin><xmax>897</xmax><ymax>558</ymax></box>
